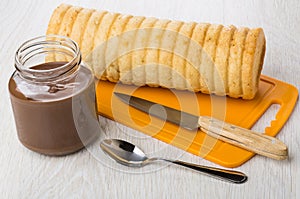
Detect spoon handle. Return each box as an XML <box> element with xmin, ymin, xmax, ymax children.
<box><xmin>165</xmin><ymin>160</ymin><xmax>247</xmax><ymax>184</ymax></box>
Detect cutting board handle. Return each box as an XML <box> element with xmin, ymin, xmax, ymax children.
<box><xmin>261</xmin><ymin>76</ymin><xmax>298</xmax><ymax>137</ymax></box>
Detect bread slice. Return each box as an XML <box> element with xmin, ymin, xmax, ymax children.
<box><xmin>81</xmin><ymin>11</ymin><xmax>107</xmax><ymax>61</ymax></box>
<box><xmin>200</xmin><ymin>24</ymin><xmax>223</xmax><ymax>94</ymax></box>
<box><xmin>145</xmin><ymin>19</ymin><xmax>170</xmax><ymax>86</ymax></box>
<box><xmin>242</xmin><ymin>28</ymin><xmax>266</xmax><ymax>99</ymax></box>
<box><xmin>159</xmin><ymin>21</ymin><xmax>183</xmax><ymax>88</ymax></box>
<box><xmin>46</xmin><ymin>4</ymin><xmax>71</xmax><ymax>62</ymax></box>
<box><xmin>118</xmin><ymin>16</ymin><xmax>145</xmax><ymax>84</ymax></box>
<box><xmin>214</xmin><ymin>25</ymin><xmax>236</xmax><ymax>95</ymax></box>
<box><xmin>172</xmin><ymin>22</ymin><xmax>196</xmax><ymax>90</ymax></box>
<box><xmin>228</xmin><ymin>27</ymin><xmax>249</xmax><ymax>98</ymax></box>
<box><xmin>93</xmin><ymin>12</ymin><xmax>120</xmax><ymax>80</ymax></box>
<box><xmin>47</xmin><ymin>4</ymin><xmax>71</xmax><ymax>35</ymax></box>
<box><xmin>105</xmin><ymin>14</ymin><xmax>132</xmax><ymax>82</ymax></box>
<box><xmin>186</xmin><ymin>23</ymin><xmax>210</xmax><ymax>91</ymax></box>
<box><xmin>56</xmin><ymin>6</ymin><xmax>83</xmax><ymax>62</ymax></box>
<box><xmin>131</xmin><ymin>17</ymin><xmax>157</xmax><ymax>86</ymax></box>
<box><xmin>70</xmin><ymin>8</ymin><xmax>94</xmax><ymax>50</ymax></box>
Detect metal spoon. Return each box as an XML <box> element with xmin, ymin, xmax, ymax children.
<box><xmin>100</xmin><ymin>139</ymin><xmax>248</xmax><ymax>184</ymax></box>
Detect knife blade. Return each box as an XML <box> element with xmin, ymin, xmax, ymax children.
<box><xmin>114</xmin><ymin>92</ymin><xmax>288</xmax><ymax>160</ymax></box>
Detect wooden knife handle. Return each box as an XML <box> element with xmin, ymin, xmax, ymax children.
<box><xmin>198</xmin><ymin>116</ymin><xmax>288</xmax><ymax>160</ymax></box>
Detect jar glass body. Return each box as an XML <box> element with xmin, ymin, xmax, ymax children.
<box><xmin>9</xmin><ymin>35</ymin><xmax>99</xmax><ymax>155</ymax></box>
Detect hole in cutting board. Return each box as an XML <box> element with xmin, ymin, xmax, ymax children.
<box><xmin>251</xmin><ymin>104</ymin><xmax>281</xmax><ymax>133</ymax></box>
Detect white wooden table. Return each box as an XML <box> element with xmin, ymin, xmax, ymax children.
<box><xmin>0</xmin><ymin>0</ymin><xmax>299</xmax><ymax>198</ymax></box>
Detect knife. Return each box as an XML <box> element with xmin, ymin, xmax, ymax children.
<box><xmin>114</xmin><ymin>92</ymin><xmax>288</xmax><ymax>160</ymax></box>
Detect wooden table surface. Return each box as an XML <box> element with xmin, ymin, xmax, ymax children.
<box><xmin>0</xmin><ymin>0</ymin><xmax>299</xmax><ymax>198</ymax></box>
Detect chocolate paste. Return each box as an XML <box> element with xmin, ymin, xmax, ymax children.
<box><xmin>9</xmin><ymin>62</ymin><xmax>99</xmax><ymax>155</ymax></box>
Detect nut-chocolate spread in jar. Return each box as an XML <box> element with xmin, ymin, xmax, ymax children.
<box><xmin>8</xmin><ymin>35</ymin><xmax>99</xmax><ymax>155</ymax></box>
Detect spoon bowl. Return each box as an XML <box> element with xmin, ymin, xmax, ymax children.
<box><xmin>100</xmin><ymin>139</ymin><xmax>148</xmax><ymax>167</ymax></box>
<box><xmin>100</xmin><ymin>139</ymin><xmax>248</xmax><ymax>184</ymax></box>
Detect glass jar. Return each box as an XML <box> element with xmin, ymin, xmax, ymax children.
<box><xmin>9</xmin><ymin>35</ymin><xmax>99</xmax><ymax>155</ymax></box>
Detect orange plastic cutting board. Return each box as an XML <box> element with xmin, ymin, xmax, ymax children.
<box><xmin>95</xmin><ymin>75</ymin><xmax>298</xmax><ymax>168</ymax></box>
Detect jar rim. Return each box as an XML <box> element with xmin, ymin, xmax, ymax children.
<box><xmin>15</xmin><ymin>35</ymin><xmax>81</xmax><ymax>81</ymax></box>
